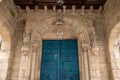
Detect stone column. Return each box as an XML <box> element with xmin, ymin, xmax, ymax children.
<box><xmin>78</xmin><ymin>39</ymin><xmax>84</xmax><ymax>80</ymax></box>
<box><xmin>37</xmin><ymin>39</ymin><xmax>42</xmax><ymax>80</ymax></box>
<box><xmin>30</xmin><ymin>38</ymin><xmax>42</xmax><ymax>80</ymax></box>
<box><xmin>30</xmin><ymin>41</ymin><xmax>38</xmax><ymax>80</ymax></box>
<box><xmin>18</xmin><ymin>31</ymin><xmax>31</xmax><ymax>80</ymax></box>
<box><xmin>82</xmin><ymin>43</ymin><xmax>90</xmax><ymax>80</ymax></box>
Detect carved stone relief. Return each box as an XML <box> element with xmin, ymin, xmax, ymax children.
<box><xmin>91</xmin><ymin>31</ymin><xmax>99</xmax><ymax>55</ymax></box>
<box><xmin>17</xmin><ymin>10</ymin><xmax>102</xmax><ymax>80</ymax></box>
<box><xmin>21</xmin><ymin>30</ymin><xmax>31</xmax><ymax>56</ymax></box>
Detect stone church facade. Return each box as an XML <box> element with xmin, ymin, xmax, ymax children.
<box><xmin>0</xmin><ymin>0</ymin><xmax>120</xmax><ymax>80</ymax></box>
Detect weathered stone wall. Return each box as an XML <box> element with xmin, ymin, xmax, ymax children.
<box><xmin>10</xmin><ymin>7</ymin><xmax>110</xmax><ymax>80</ymax></box>
<box><xmin>0</xmin><ymin>0</ymin><xmax>17</xmax><ymax>80</ymax></box>
<box><xmin>94</xmin><ymin>16</ymin><xmax>110</xmax><ymax>80</ymax></box>
<box><xmin>0</xmin><ymin>0</ymin><xmax>118</xmax><ymax>80</ymax></box>
<box><xmin>104</xmin><ymin>0</ymin><xmax>120</xmax><ymax>33</ymax></box>
<box><xmin>10</xmin><ymin>20</ymin><xmax>25</xmax><ymax>80</ymax></box>
<box><xmin>104</xmin><ymin>0</ymin><xmax>120</xmax><ymax>80</ymax></box>
<box><xmin>0</xmin><ymin>0</ymin><xmax>17</xmax><ymax>34</ymax></box>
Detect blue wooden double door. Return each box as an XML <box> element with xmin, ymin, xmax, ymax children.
<box><xmin>40</xmin><ymin>40</ymin><xmax>80</xmax><ymax>80</ymax></box>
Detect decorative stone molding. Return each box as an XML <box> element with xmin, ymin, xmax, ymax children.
<box><xmin>21</xmin><ymin>31</ymin><xmax>31</xmax><ymax>54</ymax></box>
<box><xmin>53</xmin><ymin>6</ymin><xmax>56</xmax><ymax>12</ymax></box>
<box><xmin>35</xmin><ymin>6</ymin><xmax>39</xmax><ymax>12</ymax></box>
<box><xmin>16</xmin><ymin>6</ymin><xmax>22</xmax><ymax>14</ymax></box>
<box><xmin>26</xmin><ymin>6</ymin><xmax>30</xmax><ymax>13</ymax></box>
<box><xmin>91</xmin><ymin>31</ymin><xmax>99</xmax><ymax>55</ymax></box>
<box><xmin>28</xmin><ymin>16</ymin><xmax>92</xmax><ymax>80</ymax></box>
<box><xmin>63</xmin><ymin>5</ymin><xmax>66</xmax><ymax>14</ymax></box>
<box><xmin>91</xmin><ymin>47</ymin><xmax>99</xmax><ymax>56</ymax></box>
<box><xmin>81</xmin><ymin>6</ymin><xmax>86</xmax><ymax>15</ymax></box>
<box><xmin>31</xmin><ymin>41</ymin><xmax>39</xmax><ymax>53</ymax></box>
<box><xmin>17</xmin><ymin>8</ymin><xmax>104</xmax><ymax>80</ymax></box>
<box><xmin>44</xmin><ymin>6</ymin><xmax>48</xmax><ymax>13</ymax></box>
<box><xmin>90</xmin><ymin>6</ymin><xmax>94</xmax><ymax>12</ymax></box>
<box><xmin>72</xmin><ymin>5</ymin><xmax>76</xmax><ymax>14</ymax></box>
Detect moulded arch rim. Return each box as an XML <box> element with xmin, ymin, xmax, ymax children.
<box><xmin>31</xmin><ymin>17</ymin><xmax>91</xmax><ymax>45</ymax></box>
<box><xmin>0</xmin><ymin>21</ymin><xmax>12</xmax><ymax>50</ymax></box>
<box><xmin>109</xmin><ymin>21</ymin><xmax>120</xmax><ymax>56</ymax></box>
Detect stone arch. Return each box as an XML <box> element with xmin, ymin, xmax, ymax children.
<box><xmin>109</xmin><ymin>21</ymin><xmax>120</xmax><ymax>79</ymax></box>
<box><xmin>26</xmin><ymin>17</ymin><xmax>94</xmax><ymax>80</ymax></box>
<box><xmin>109</xmin><ymin>22</ymin><xmax>120</xmax><ymax>57</ymax></box>
<box><xmin>0</xmin><ymin>21</ymin><xmax>12</xmax><ymax>80</ymax></box>
<box><xmin>31</xmin><ymin>17</ymin><xmax>91</xmax><ymax>45</ymax></box>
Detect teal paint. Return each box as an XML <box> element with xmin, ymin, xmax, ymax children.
<box><xmin>40</xmin><ymin>40</ymin><xmax>80</xmax><ymax>80</ymax></box>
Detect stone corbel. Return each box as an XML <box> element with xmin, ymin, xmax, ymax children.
<box><xmin>95</xmin><ymin>6</ymin><xmax>103</xmax><ymax>17</ymax></box>
<box><xmin>98</xmin><ymin>6</ymin><xmax>103</xmax><ymax>14</ymax></box>
<box><xmin>44</xmin><ymin>5</ymin><xmax>48</xmax><ymax>13</ymax></box>
<box><xmin>16</xmin><ymin>6</ymin><xmax>22</xmax><ymax>14</ymax></box>
<box><xmin>53</xmin><ymin>6</ymin><xmax>56</xmax><ymax>12</ymax></box>
<box><xmin>72</xmin><ymin>5</ymin><xmax>76</xmax><ymax>14</ymax></box>
<box><xmin>90</xmin><ymin>6</ymin><xmax>94</xmax><ymax>12</ymax></box>
<box><xmin>63</xmin><ymin>5</ymin><xmax>66</xmax><ymax>14</ymax></box>
<box><xmin>81</xmin><ymin>6</ymin><xmax>85</xmax><ymax>15</ymax></box>
<box><xmin>89</xmin><ymin>6</ymin><xmax>94</xmax><ymax>15</ymax></box>
<box><xmin>26</xmin><ymin>6</ymin><xmax>31</xmax><ymax>13</ymax></box>
<box><xmin>35</xmin><ymin>6</ymin><xmax>39</xmax><ymax>12</ymax></box>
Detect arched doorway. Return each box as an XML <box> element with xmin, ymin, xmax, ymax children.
<box><xmin>109</xmin><ymin>22</ymin><xmax>120</xmax><ymax>80</ymax></box>
<box><xmin>30</xmin><ymin>17</ymin><xmax>91</xmax><ymax>80</ymax></box>
<box><xmin>18</xmin><ymin>17</ymin><xmax>96</xmax><ymax>80</ymax></box>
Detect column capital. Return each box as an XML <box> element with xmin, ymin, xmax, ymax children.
<box><xmin>82</xmin><ymin>43</ymin><xmax>89</xmax><ymax>52</ymax></box>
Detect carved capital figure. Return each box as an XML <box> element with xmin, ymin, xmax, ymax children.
<box><xmin>91</xmin><ymin>31</ymin><xmax>99</xmax><ymax>55</ymax></box>
<box><xmin>91</xmin><ymin>31</ymin><xmax>97</xmax><ymax>47</ymax></box>
<box><xmin>82</xmin><ymin>43</ymin><xmax>89</xmax><ymax>53</ymax></box>
<box><xmin>21</xmin><ymin>30</ymin><xmax>31</xmax><ymax>55</ymax></box>
<box><xmin>23</xmin><ymin>30</ymin><xmax>31</xmax><ymax>45</ymax></box>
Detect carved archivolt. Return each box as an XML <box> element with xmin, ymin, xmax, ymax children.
<box><xmin>29</xmin><ymin>17</ymin><xmax>92</xmax><ymax>80</ymax></box>
<box><xmin>31</xmin><ymin>17</ymin><xmax>92</xmax><ymax>43</ymax></box>
<box><xmin>109</xmin><ymin>22</ymin><xmax>120</xmax><ymax>58</ymax></box>
<box><xmin>19</xmin><ymin>16</ymin><xmax>99</xmax><ymax>80</ymax></box>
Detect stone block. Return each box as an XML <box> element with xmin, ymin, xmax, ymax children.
<box><xmin>91</xmin><ymin>70</ymin><xmax>101</xmax><ymax>77</ymax></box>
<box><xmin>113</xmin><ymin>70</ymin><xmax>120</xmax><ymax>77</ymax></box>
